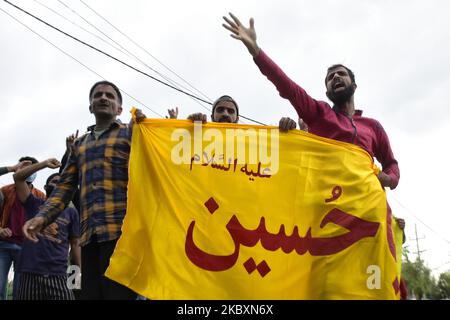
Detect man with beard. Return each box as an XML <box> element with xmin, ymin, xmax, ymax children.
<box><xmin>13</xmin><ymin>158</ymin><xmax>80</xmax><ymax>300</ymax></box>
<box><xmin>222</xmin><ymin>13</ymin><xmax>399</xmax><ymax>189</ymax></box>
<box><xmin>187</xmin><ymin>95</ymin><xmax>239</xmax><ymax>123</ymax></box>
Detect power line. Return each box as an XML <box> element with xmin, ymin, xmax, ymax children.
<box><xmin>75</xmin><ymin>0</ymin><xmax>218</xmax><ymax>117</ymax></box>
<box><xmin>3</xmin><ymin>0</ymin><xmax>213</xmax><ymax>105</ymax></box>
<box><xmin>78</xmin><ymin>0</ymin><xmax>213</xmax><ymax>103</ymax></box>
<box><xmin>390</xmin><ymin>195</ymin><xmax>450</xmax><ymax>246</ymax></box>
<box><xmin>33</xmin><ymin>0</ymin><xmax>130</xmax><ymax>60</ymax></box>
<box><xmin>3</xmin><ymin>0</ymin><xmax>267</xmax><ymax>125</ymax></box>
<box><xmin>0</xmin><ymin>5</ymin><xmax>164</xmax><ymax>118</ymax></box>
<box><xmin>239</xmin><ymin>115</ymin><xmax>266</xmax><ymax>125</ymax></box>
<box><xmin>32</xmin><ymin>0</ymin><xmax>213</xmax><ymax>118</ymax></box>
<box><xmin>75</xmin><ymin>2</ymin><xmax>265</xmax><ymax>125</ymax></box>
<box><xmin>64</xmin><ymin>0</ymin><xmax>256</xmax><ymax>123</ymax></box>
<box><xmin>56</xmin><ymin>0</ymin><xmax>200</xmax><ymax>98</ymax></box>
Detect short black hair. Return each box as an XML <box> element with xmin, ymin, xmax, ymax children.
<box><xmin>326</xmin><ymin>64</ymin><xmax>356</xmax><ymax>84</ymax></box>
<box><xmin>19</xmin><ymin>156</ymin><xmax>38</xmax><ymax>164</ymax></box>
<box><xmin>89</xmin><ymin>81</ymin><xmax>122</xmax><ymax>105</ymax></box>
<box><xmin>45</xmin><ymin>173</ymin><xmax>60</xmax><ymax>186</ymax></box>
<box><xmin>211</xmin><ymin>95</ymin><xmax>239</xmax><ymax>117</ymax></box>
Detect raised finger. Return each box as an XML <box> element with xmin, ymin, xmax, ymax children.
<box><xmin>222</xmin><ymin>23</ymin><xmax>238</xmax><ymax>36</ymax></box>
<box><xmin>223</xmin><ymin>16</ymin><xmax>238</xmax><ymax>30</ymax></box>
<box><xmin>229</xmin><ymin>12</ymin><xmax>242</xmax><ymax>27</ymax></box>
<box><xmin>249</xmin><ymin>18</ymin><xmax>255</xmax><ymax>29</ymax></box>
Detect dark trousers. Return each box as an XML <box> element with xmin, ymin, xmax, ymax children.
<box><xmin>17</xmin><ymin>273</ymin><xmax>74</xmax><ymax>300</ymax></box>
<box><xmin>81</xmin><ymin>239</ymin><xmax>136</xmax><ymax>300</ymax></box>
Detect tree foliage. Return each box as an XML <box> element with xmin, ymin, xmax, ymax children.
<box><xmin>402</xmin><ymin>251</ymin><xmax>449</xmax><ymax>299</ymax></box>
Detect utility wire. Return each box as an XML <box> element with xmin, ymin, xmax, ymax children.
<box><xmin>32</xmin><ymin>0</ymin><xmax>213</xmax><ymax>117</ymax></box>
<box><xmin>0</xmin><ymin>6</ymin><xmax>164</xmax><ymax>118</ymax></box>
<box><xmin>57</xmin><ymin>0</ymin><xmax>212</xmax><ymax>112</ymax></box>
<box><xmin>3</xmin><ymin>0</ymin><xmax>267</xmax><ymax>125</ymax></box>
<box><xmin>76</xmin><ymin>0</ymin><xmax>219</xmax><ymax>117</ymax></box>
<box><xmin>78</xmin><ymin>0</ymin><xmax>213</xmax><ymax>103</ymax></box>
<box><xmin>33</xmin><ymin>0</ymin><xmax>130</xmax><ymax>60</ymax></box>
<box><xmin>3</xmin><ymin>0</ymin><xmax>213</xmax><ymax>105</ymax></box>
<box><xmin>390</xmin><ymin>195</ymin><xmax>450</xmax><ymax>245</ymax></box>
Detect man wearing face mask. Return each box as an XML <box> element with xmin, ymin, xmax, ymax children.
<box><xmin>0</xmin><ymin>157</ymin><xmax>45</xmax><ymax>300</ymax></box>
<box><xmin>13</xmin><ymin>158</ymin><xmax>80</xmax><ymax>300</ymax></box>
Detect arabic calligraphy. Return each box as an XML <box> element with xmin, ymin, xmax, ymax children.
<box><xmin>185</xmin><ymin>198</ymin><xmax>380</xmax><ymax>272</ymax></box>
<box><xmin>325</xmin><ymin>186</ymin><xmax>343</xmax><ymax>203</ymax></box>
<box><xmin>243</xmin><ymin>258</ymin><xmax>271</xmax><ymax>277</ymax></box>
<box><xmin>190</xmin><ymin>152</ymin><xmax>272</xmax><ymax>180</ymax></box>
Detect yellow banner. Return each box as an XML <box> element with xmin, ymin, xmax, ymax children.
<box><xmin>106</xmin><ymin>119</ymin><xmax>400</xmax><ymax>299</ymax></box>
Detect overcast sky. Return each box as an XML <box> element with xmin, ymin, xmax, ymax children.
<box><xmin>1</xmin><ymin>0</ymin><xmax>449</xmax><ymax>276</ymax></box>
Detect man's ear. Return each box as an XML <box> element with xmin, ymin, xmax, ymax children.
<box><xmin>235</xmin><ymin>116</ymin><xmax>239</xmax><ymax>123</ymax></box>
<box><xmin>325</xmin><ymin>90</ymin><xmax>331</xmax><ymax>100</ymax></box>
<box><xmin>352</xmin><ymin>83</ymin><xmax>357</xmax><ymax>91</ymax></box>
<box><xmin>89</xmin><ymin>104</ymin><xmax>93</xmax><ymax>114</ymax></box>
<box><xmin>117</xmin><ymin>106</ymin><xmax>123</xmax><ymax>116</ymax></box>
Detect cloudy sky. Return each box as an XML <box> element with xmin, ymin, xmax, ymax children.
<box><xmin>1</xmin><ymin>0</ymin><xmax>449</xmax><ymax>276</ymax></box>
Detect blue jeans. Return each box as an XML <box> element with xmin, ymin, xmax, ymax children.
<box><xmin>0</xmin><ymin>241</ymin><xmax>21</xmax><ymax>300</ymax></box>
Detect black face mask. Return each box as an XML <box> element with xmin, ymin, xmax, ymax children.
<box><xmin>45</xmin><ymin>185</ymin><xmax>55</xmax><ymax>198</ymax></box>
<box><xmin>328</xmin><ymin>84</ymin><xmax>355</xmax><ymax>105</ymax></box>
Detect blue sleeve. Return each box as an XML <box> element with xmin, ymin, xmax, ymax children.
<box><xmin>23</xmin><ymin>194</ymin><xmax>45</xmax><ymax>220</ymax></box>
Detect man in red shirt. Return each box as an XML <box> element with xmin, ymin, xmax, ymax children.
<box><xmin>222</xmin><ymin>13</ymin><xmax>399</xmax><ymax>189</ymax></box>
<box><xmin>0</xmin><ymin>157</ymin><xmax>45</xmax><ymax>300</ymax></box>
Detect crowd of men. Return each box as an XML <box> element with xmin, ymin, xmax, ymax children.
<box><xmin>0</xmin><ymin>13</ymin><xmax>404</xmax><ymax>300</ymax></box>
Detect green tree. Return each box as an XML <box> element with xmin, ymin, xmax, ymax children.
<box><xmin>435</xmin><ymin>271</ymin><xmax>450</xmax><ymax>299</ymax></box>
<box><xmin>402</xmin><ymin>254</ymin><xmax>436</xmax><ymax>300</ymax></box>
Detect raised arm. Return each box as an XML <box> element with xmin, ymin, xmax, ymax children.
<box><xmin>23</xmin><ymin>151</ymin><xmax>79</xmax><ymax>243</ymax></box>
<box><xmin>222</xmin><ymin>12</ymin><xmax>260</xmax><ymax>58</ymax></box>
<box><xmin>222</xmin><ymin>13</ymin><xmax>327</xmax><ymax>125</ymax></box>
<box><xmin>13</xmin><ymin>158</ymin><xmax>61</xmax><ymax>203</ymax></box>
<box><xmin>0</xmin><ymin>160</ymin><xmax>32</xmax><ymax>177</ymax></box>
<box><xmin>61</xmin><ymin>130</ymin><xmax>79</xmax><ymax>172</ymax></box>
<box><xmin>167</xmin><ymin>107</ymin><xmax>179</xmax><ymax>119</ymax></box>
<box><xmin>0</xmin><ymin>162</ymin><xmax>31</xmax><ymax>216</ymax></box>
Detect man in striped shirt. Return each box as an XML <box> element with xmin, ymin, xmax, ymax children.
<box><xmin>23</xmin><ymin>81</ymin><xmax>146</xmax><ymax>300</ymax></box>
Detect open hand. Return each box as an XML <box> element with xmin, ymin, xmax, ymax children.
<box><xmin>222</xmin><ymin>13</ymin><xmax>260</xmax><ymax>57</ymax></box>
